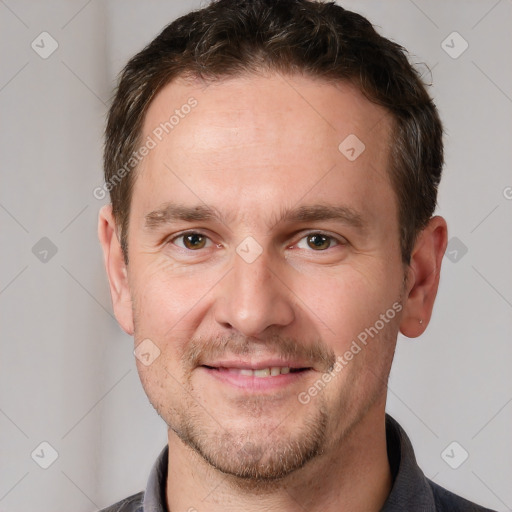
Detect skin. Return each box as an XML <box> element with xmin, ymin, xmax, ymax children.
<box><xmin>98</xmin><ymin>73</ymin><xmax>447</xmax><ymax>512</ymax></box>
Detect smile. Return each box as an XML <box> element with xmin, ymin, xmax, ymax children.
<box><xmin>203</xmin><ymin>365</ymin><xmax>310</xmax><ymax>377</ymax></box>
<box><xmin>199</xmin><ymin>365</ymin><xmax>313</xmax><ymax>392</ymax></box>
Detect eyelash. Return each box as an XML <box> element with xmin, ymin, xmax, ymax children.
<box><xmin>168</xmin><ymin>230</ymin><xmax>345</xmax><ymax>252</ymax></box>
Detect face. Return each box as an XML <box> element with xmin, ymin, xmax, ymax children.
<box><xmin>110</xmin><ymin>74</ymin><xmax>409</xmax><ymax>481</ymax></box>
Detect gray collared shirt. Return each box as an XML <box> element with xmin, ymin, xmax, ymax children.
<box><xmin>98</xmin><ymin>415</ymin><xmax>496</xmax><ymax>512</ymax></box>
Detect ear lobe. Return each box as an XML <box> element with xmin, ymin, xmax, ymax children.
<box><xmin>399</xmin><ymin>216</ymin><xmax>448</xmax><ymax>338</ymax></box>
<box><xmin>98</xmin><ymin>204</ymin><xmax>134</xmax><ymax>335</ymax></box>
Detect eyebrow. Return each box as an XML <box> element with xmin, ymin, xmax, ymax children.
<box><xmin>144</xmin><ymin>204</ymin><xmax>225</xmax><ymax>229</ymax></box>
<box><xmin>272</xmin><ymin>204</ymin><xmax>366</xmax><ymax>231</ymax></box>
<box><xmin>144</xmin><ymin>202</ymin><xmax>366</xmax><ymax>232</ymax></box>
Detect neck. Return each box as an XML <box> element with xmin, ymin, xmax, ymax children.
<box><xmin>165</xmin><ymin>405</ymin><xmax>392</xmax><ymax>512</ymax></box>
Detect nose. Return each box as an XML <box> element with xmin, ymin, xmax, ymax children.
<box><xmin>213</xmin><ymin>248</ymin><xmax>295</xmax><ymax>338</ymax></box>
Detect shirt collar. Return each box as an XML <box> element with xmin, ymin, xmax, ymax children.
<box><xmin>143</xmin><ymin>443</ymin><xmax>168</xmax><ymax>512</ymax></box>
<box><xmin>381</xmin><ymin>414</ymin><xmax>436</xmax><ymax>511</ymax></box>
<box><xmin>142</xmin><ymin>414</ymin><xmax>435</xmax><ymax>511</ymax></box>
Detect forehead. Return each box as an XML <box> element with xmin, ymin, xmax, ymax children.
<box><xmin>143</xmin><ymin>73</ymin><xmax>391</xmax><ymax>158</ymax></box>
<box><xmin>134</xmin><ymin>73</ymin><xmax>395</xmax><ymax>230</ymax></box>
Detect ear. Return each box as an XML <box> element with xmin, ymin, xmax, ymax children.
<box><xmin>98</xmin><ymin>204</ymin><xmax>134</xmax><ymax>335</ymax></box>
<box><xmin>399</xmin><ymin>216</ymin><xmax>448</xmax><ymax>338</ymax></box>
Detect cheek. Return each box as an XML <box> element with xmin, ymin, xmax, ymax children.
<box><xmin>132</xmin><ymin>257</ymin><xmax>199</xmax><ymax>324</ymax></box>
<box><xmin>296</xmin><ymin>263</ymin><xmax>402</xmax><ymax>352</ymax></box>
<box><xmin>130</xmin><ymin>257</ymin><xmax>223</xmax><ymax>364</ymax></box>
<box><xmin>135</xmin><ymin>355</ymin><xmax>184</xmax><ymax>421</ymax></box>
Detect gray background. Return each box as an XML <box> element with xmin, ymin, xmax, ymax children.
<box><xmin>1</xmin><ymin>0</ymin><xmax>511</xmax><ymax>511</ymax></box>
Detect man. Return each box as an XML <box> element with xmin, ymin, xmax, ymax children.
<box><xmin>97</xmin><ymin>0</ymin><xmax>496</xmax><ymax>510</ymax></box>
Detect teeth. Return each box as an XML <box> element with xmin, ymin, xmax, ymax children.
<box><xmin>254</xmin><ymin>368</ymin><xmax>271</xmax><ymax>377</ymax></box>
<box><xmin>225</xmin><ymin>367</ymin><xmax>294</xmax><ymax>377</ymax></box>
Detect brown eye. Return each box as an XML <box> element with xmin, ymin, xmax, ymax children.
<box><xmin>306</xmin><ymin>234</ymin><xmax>332</xmax><ymax>250</ymax></box>
<box><xmin>176</xmin><ymin>233</ymin><xmax>208</xmax><ymax>250</ymax></box>
<box><xmin>295</xmin><ymin>233</ymin><xmax>340</xmax><ymax>251</ymax></box>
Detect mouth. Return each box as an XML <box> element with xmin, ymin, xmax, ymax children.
<box><xmin>202</xmin><ymin>365</ymin><xmax>311</xmax><ymax>377</ymax></box>
<box><xmin>199</xmin><ymin>362</ymin><xmax>315</xmax><ymax>392</ymax></box>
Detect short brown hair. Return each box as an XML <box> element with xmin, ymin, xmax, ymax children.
<box><xmin>104</xmin><ymin>0</ymin><xmax>443</xmax><ymax>265</ymax></box>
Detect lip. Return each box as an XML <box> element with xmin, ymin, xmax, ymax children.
<box><xmin>201</xmin><ymin>358</ymin><xmax>314</xmax><ymax>371</ymax></box>
<box><xmin>198</xmin><ymin>365</ymin><xmax>314</xmax><ymax>392</ymax></box>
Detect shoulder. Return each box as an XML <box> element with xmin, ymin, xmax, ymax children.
<box><xmin>96</xmin><ymin>491</ymin><xmax>144</xmax><ymax>512</ymax></box>
<box><xmin>429</xmin><ymin>480</ymin><xmax>497</xmax><ymax>512</ymax></box>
